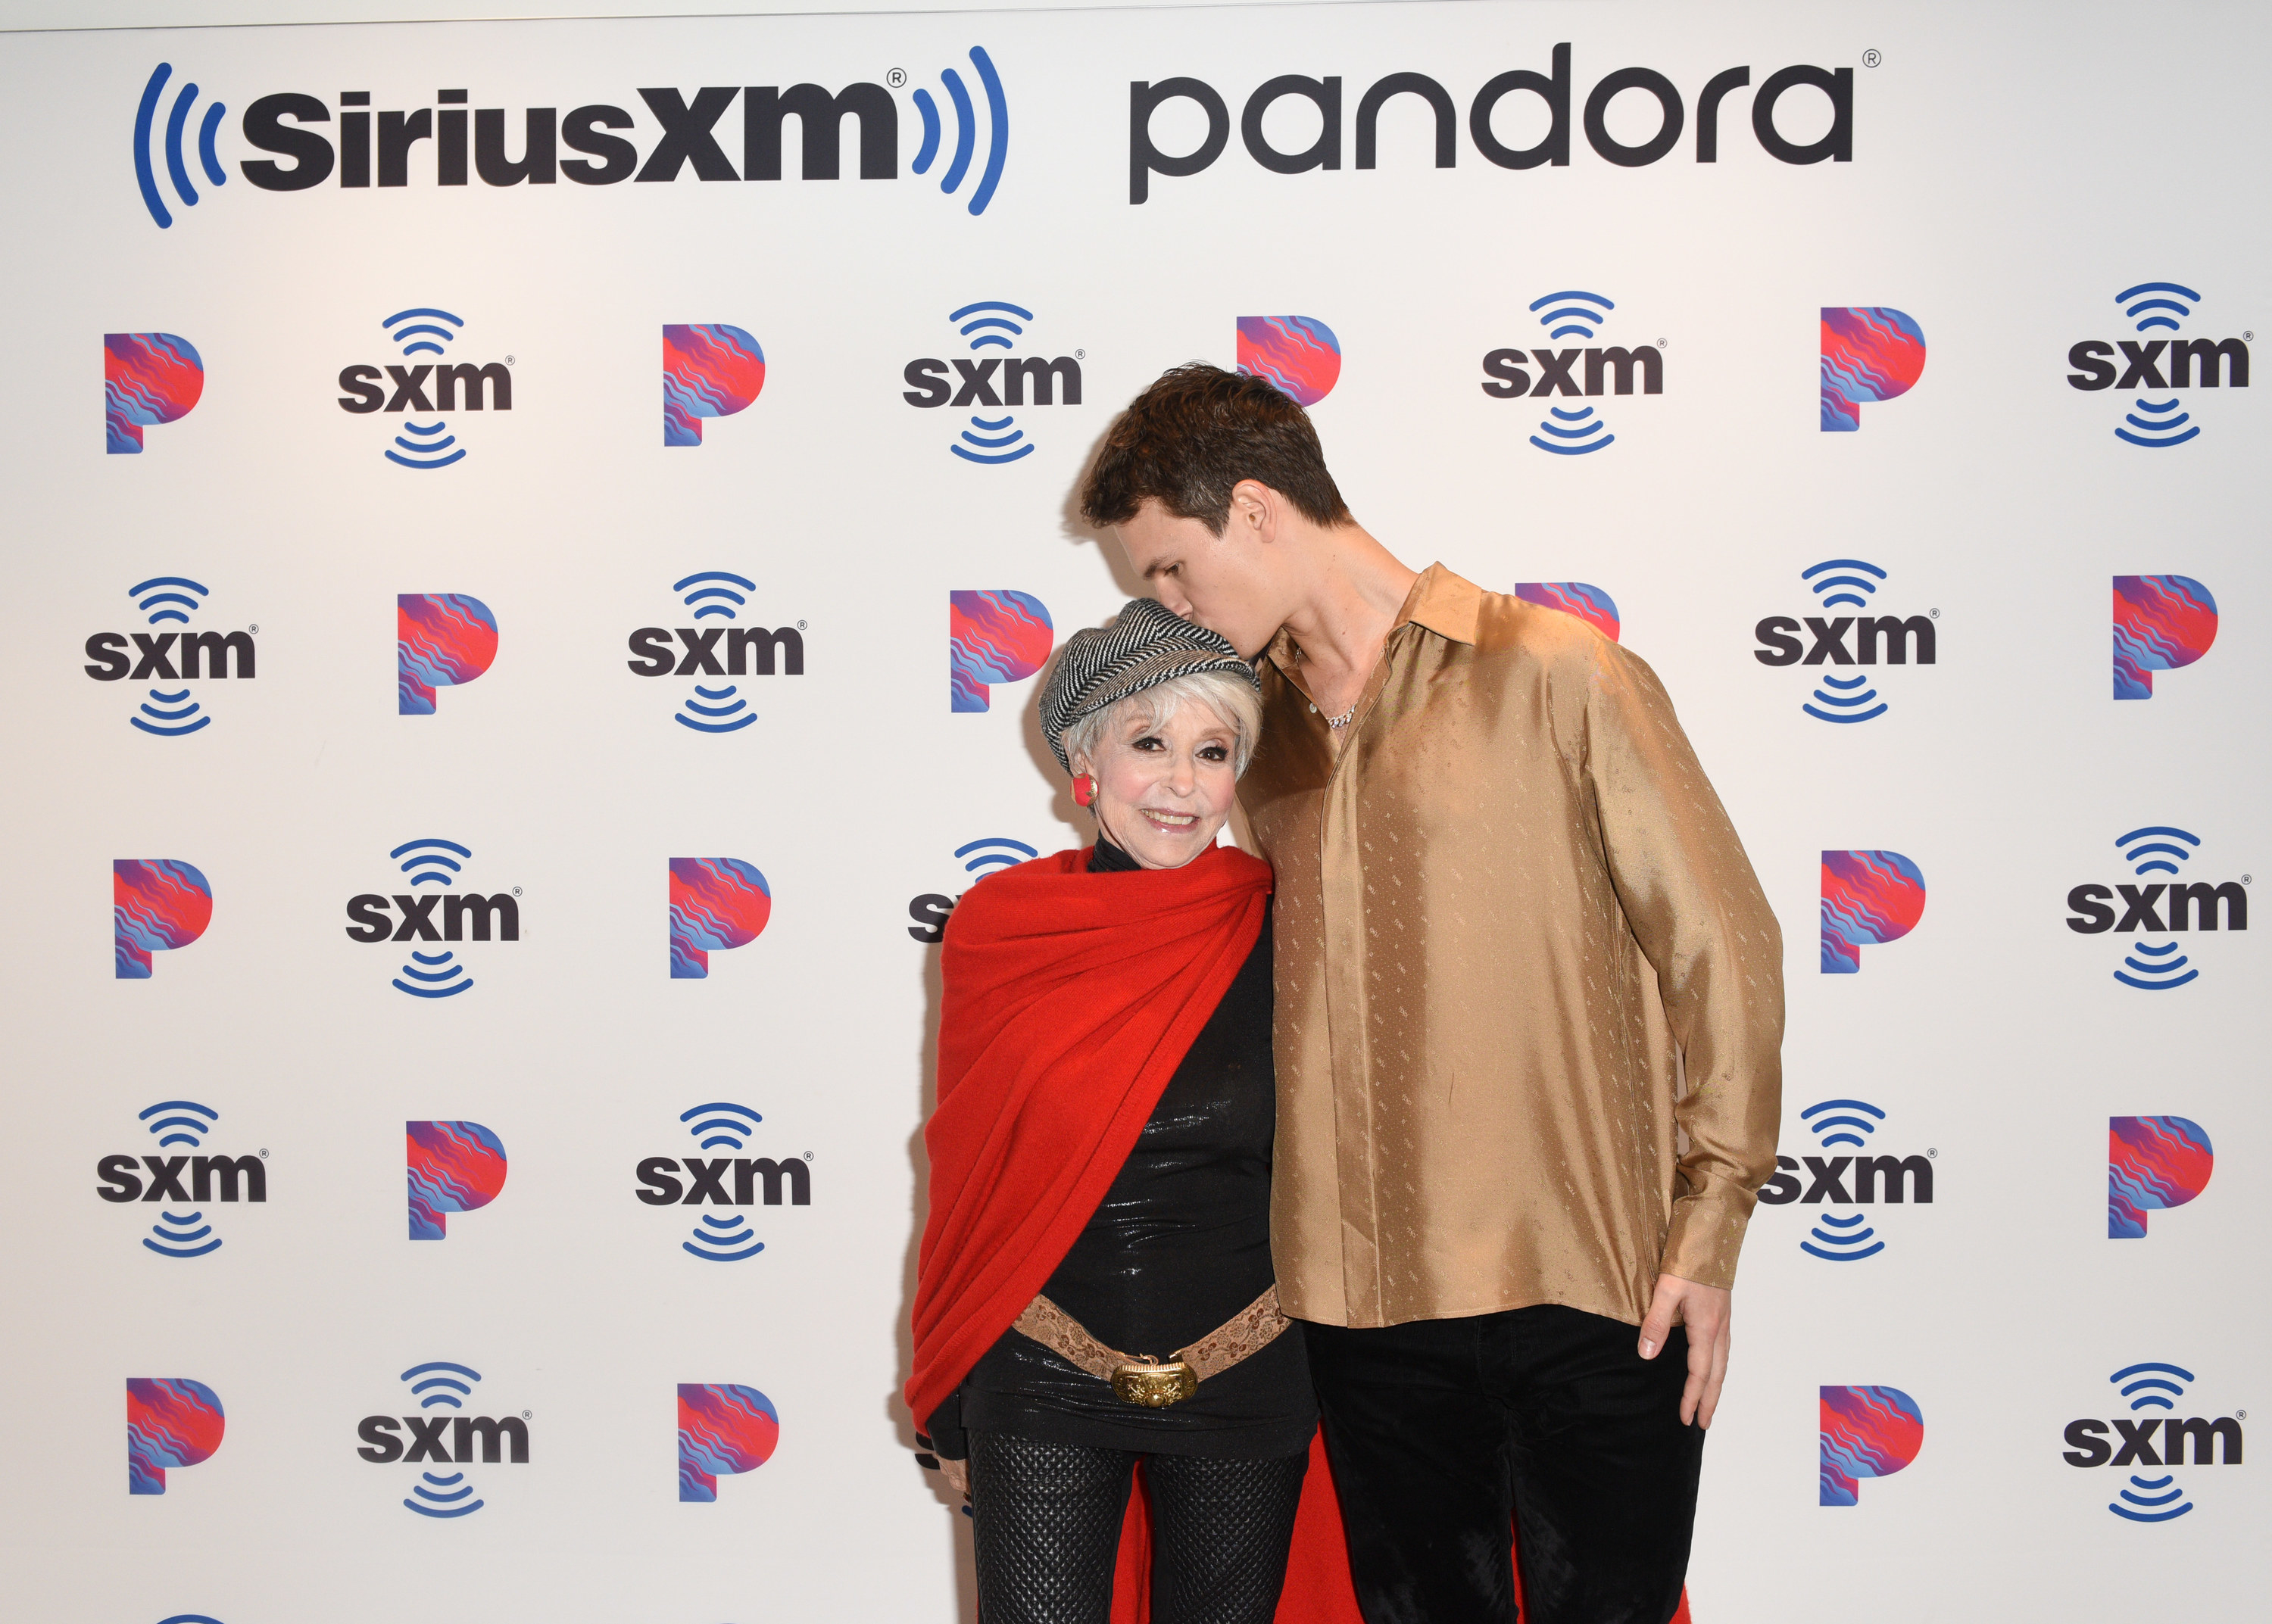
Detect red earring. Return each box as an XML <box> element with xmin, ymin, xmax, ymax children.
<box><xmin>1072</xmin><ymin>773</ymin><xmax>1097</xmax><ymax>808</ymax></box>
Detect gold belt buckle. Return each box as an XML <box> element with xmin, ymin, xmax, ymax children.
<box><xmin>1111</xmin><ymin>1359</ymin><xmax>1198</xmax><ymax>1407</ymax></box>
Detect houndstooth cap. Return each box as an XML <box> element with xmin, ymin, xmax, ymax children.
<box><xmin>1038</xmin><ymin>599</ymin><xmax>1260</xmax><ymax>773</ymax></box>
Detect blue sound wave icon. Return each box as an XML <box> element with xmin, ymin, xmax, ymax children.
<box><xmin>1805</xmin><ymin>672</ymin><xmax>1883</xmax><ymax>724</ymax></box>
<box><xmin>686</xmin><ymin>1211</ymin><xmax>766</xmax><ymax>1261</ymax></box>
<box><xmin>2114</xmin><ymin>826</ymin><xmax>2201</xmax><ymax>990</ymax></box>
<box><xmin>2117</xmin><ymin>396</ymin><xmax>2197</xmax><ymax>450</ymax></box>
<box><xmin>682</xmin><ymin>1101</ymin><xmax>763</xmax><ymax>1152</ymax></box>
<box><xmin>1800</xmin><ymin>1098</ymin><xmax>1883</xmax><ymax>1151</ymax></box>
<box><xmin>670</xmin><ymin>571</ymin><xmax>762</xmax><ymax>732</ymax></box>
<box><xmin>388</xmin><ymin>840</ymin><xmax>476</xmax><ymax>998</ymax></box>
<box><xmin>1531</xmin><ymin>289</ymin><xmax>1613</xmax><ymax>341</ymax></box>
<box><xmin>1530</xmin><ymin>404</ymin><xmax>1612</xmax><ymax>456</ymax></box>
<box><xmin>2118</xmin><ymin>281</ymin><xmax>2199</xmax><ymax>335</ymax></box>
<box><xmin>910</xmin><ymin>48</ymin><xmax>1009</xmax><ymax>217</ymax></box>
<box><xmin>679</xmin><ymin>1102</ymin><xmax>768</xmax><ymax>1258</ymax></box>
<box><xmin>1798</xmin><ymin>1099</ymin><xmax>1887</xmax><ymax>1261</ymax></box>
<box><xmin>128</xmin><ymin>577</ymin><xmax>217</xmax><ymax>736</ymax></box>
<box><xmin>957</xmin><ymin>837</ymin><xmax>1038</xmax><ymax>875</ymax></box>
<box><xmin>401</xmin><ymin>1363</ymin><xmax>486</xmax><ymax>1517</ymax></box>
<box><xmin>158</xmin><ymin>1616</ymin><xmax>228</xmax><ymax>1623</ymax></box>
<box><xmin>133</xmin><ymin>64</ymin><xmax>227</xmax><ymax>229</ymax></box>
<box><xmin>1524</xmin><ymin>291</ymin><xmax>1618</xmax><ymax>454</ymax></box>
<box><xmin>1799</xmin><ymin>560</ymin><xmax>1892</xmax><ymax>723</ymax></box>
<box><xmin>382</xmin><ymin>310</ymin><xmax>470</xmax><ymax>468</ymax></box>
<box><xmin>2108</xmin><ymin>1361</ymin><xmax>2196</xmax><ymax>1521</ymax></box>
<box><xmin>386</xmin><ymin>307</ymin><xmax>462</xmax><ymax>360</ymax></box>
<box><xmin>388</xmin><ymin>419</ymin><xmax>463</xmax><ymax>470</ymax></box>
<box><xmin>947</xmin><ymin>301</ymin><xmax>1038</xmax><ymax>465</ymax></box>
<box><xmin>139</xmin><ymin>1100</ymin><xmax>225</xmax><ymax>1257</ymax></box>
<box><xmin>1803</xmin><ymin>558</ymin><xmax>1884</xmax><ymax>612</ymax></box>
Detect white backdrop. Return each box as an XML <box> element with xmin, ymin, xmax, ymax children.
<box><xmin>1</xmin><ymin>2</ymin><xmax>2265</xmax><ymax>1620</ymax></box>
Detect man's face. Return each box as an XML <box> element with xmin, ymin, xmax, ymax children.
<box><xmin>1114</xmin><ymin>498</ymin><xmax>1287</xmax><ymax>659</ymax></box>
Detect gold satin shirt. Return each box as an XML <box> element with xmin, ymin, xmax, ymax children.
<box><xmin>1241</xmin><ymin>565</ymin><xmax>1784</xmax><ymax>1329</ymax></box>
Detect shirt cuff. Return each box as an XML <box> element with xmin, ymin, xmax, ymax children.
<box><xmin>1659</xmin><ymin>1193</ymin><xmax>1753</xmax><ymax>1292</ymax></box>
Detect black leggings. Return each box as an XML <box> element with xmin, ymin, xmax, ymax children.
<box><xmin>969</xmin><ymin>1430</ymin><xmax>1309</xmax><ymax>1624</ymax></box>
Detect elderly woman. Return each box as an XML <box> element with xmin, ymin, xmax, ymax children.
<box><xmin>907</xmin><ymin>600</ymin><xmax>1315</xmax><ymax>1624</ymax></box>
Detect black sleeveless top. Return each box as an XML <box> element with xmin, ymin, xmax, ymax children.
<box><xmin>923</xmin><ymin>837</ymin><xmax>1315</xmax><ymax>1459</ymax></box>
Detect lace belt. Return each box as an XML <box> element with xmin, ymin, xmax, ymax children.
<box><xmin>1011</xmin><ymin>1285</ymin><xmax>1291</xmax><ymax>1407</ymax></box>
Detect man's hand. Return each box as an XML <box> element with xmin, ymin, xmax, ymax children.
<box><xmin>1637</xmin><ymin>1273</ymin><xmax>1732</xmax><ymax>1429</ymax></box>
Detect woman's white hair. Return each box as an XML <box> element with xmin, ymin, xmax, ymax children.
<box><xmin>1060</xmin><ymin>670</ymin><xmax>1265</xmax><ymax>779</ymax></box>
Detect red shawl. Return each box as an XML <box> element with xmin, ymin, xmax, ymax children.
<box><xmin>906</xmin><ymin>842</ymin><xmax>1692</xmax><ymax>1624</ymax></box>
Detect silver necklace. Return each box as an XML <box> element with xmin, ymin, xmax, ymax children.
<box><xmin>1310</xmin><ymin>702</ymin><xmax>1357</xmax><ymax>729</ymax></box>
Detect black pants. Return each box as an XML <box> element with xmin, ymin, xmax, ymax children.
<box><xmin>1304</xmin><ymin>1304</ymin><xmax>1703</xmax><ymax>1624</ymax></box>
<box><xmin>968</xmin><ymin>1430</ymin><xmax>1309</xmax><ymax>1624</ymax></box>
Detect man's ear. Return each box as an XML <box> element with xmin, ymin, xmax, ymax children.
<box><xmin>1228</xmin><ymin>479</ymin><xmax>1278</xmax><ymax>544</ymax></box>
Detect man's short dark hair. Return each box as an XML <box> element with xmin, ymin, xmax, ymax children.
<box><xmin>1080</xmin><ymin>363</ymin><xmax>1352</xmax><ymax>535</ymax></box>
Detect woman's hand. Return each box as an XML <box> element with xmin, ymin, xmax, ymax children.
<box><xmin>941</xmin><ymin>1455</ymin><xmax>970</xmax><ymax>1499</ymax></box>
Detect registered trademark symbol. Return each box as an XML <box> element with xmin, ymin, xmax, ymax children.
<box><xmin>259</xmin><ymin>1149</ymin><xmax>269</xmax><ymax>1158</ymax></box>
<box><xmin>2243</xmin><ymin>874</ymin><xmax>2253</xmax><ymax>885</ymax></box>
<box><xmin>522</xmin><ymin>1410</ymin><xmax>532</xmax><ymax>1420</ymax></box>
<box><xmin>797</xmin><ymin>619</ymin><xmax>808</xmax><ymax>630</ymax></box>
<box><xmin>248</xmin><ymin>624</ymin><xmax>260</xmax><ymax>634</ymax></box>
<box><xmin>2239</xmin><ymin>1409</ymin><xmax>2249</xmax><ymax>1420</ymax></box>
<box><xmin>505</xmin><ymin>355</ymin><xmax>516</xmax><ymax>365</ymax></box>
<box><xmin>512</xmin><ymin>886</ymin><xmax>523</xmax><ymax>896</ymax></box>
<box><xmin>1930</xmin><ymin>608</ymin><xmax>1940</xmax><ymax>619</ymax></box>
<box><xmin>887</xmin><ymin>68</ymin><xmax>907</xmax><ymax>89</ymax></box>
<box><xmin>2246</xmin><ymin>332</ymin><xmax>2255</xmax><ymax>342</ymax></box>
<box><xmin>1862</xmin><ymin>49</ymin><xmax>1882</xmax><ymax>68</ymax></box>
<box><xmin>803</xmin><ymin>1151</ymin><xmax>814</xmax><ymax>1161</ymax></box>
<box><xmin>1656</xmin><ymin>338</ymin><xmax>1668</xmax><ymax>348</ymax></box>
<box><xmin>1927</xmin><ymin>1148</ymin><xmax>1937</xmax><ymax>1158</ymax></box>
<box><xmin>1076</xmin><ymin>348</ymin><xmax>1087</xmax><ymax>360</ymax></box>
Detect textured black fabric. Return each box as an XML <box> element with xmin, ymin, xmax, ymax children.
<box><xmin>933</xmin><ymin>841</ymin><xmax>1314</xmax><ymax>1461</ymax></box>
<box><xmin>969</xmin><ymin>1430</ymin><xmax>1309</xmax><ymax>1624</ymax></box>
<box><xmin>1303</xmin><ymin>1306</ymin><xmax>1703</xmax><ymax>1624</ymax></box>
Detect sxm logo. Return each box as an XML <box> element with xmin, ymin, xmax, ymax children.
<box><xmin>904</xmin><ymin>302</ymin><xmax>1081</xmax><ymax>464</ymax></box>
<box><xmin>138</xmin><ymin>51</ymin><xmax>1009</xmax><ymax>226</ymax></box>
<box><xmin>2113</xmin><ymin>575</ymin><xmax>2216</xmax><ymax>700</ymax></box>
<box><xmin>98</xmin><ymin>1101</ymin><xmax>267</xmax><ymax>1258</ymax></box>
<box><xmin>129</xmin><ymin>1378</ymin><xmax>224</xmax><ymax>1495</ymax></box>
<box><xmin>680</xmin><ymin>1384</ymin><xmax>781</xmax><ymax>1501</ymax></box>
<box><xmin>357</xmin><ymin>1362</ymin><xmax>528</xmax><ymax>1517</ymax></box>
<box><xmin>2065</xmin><ymin>827</ymin><xmax>2248</xmax><ymax>990</ymax></box>
<box><xmin>1820</xmin><ymin>1385</ymin><xmax>1923</xmax><ymax>1507</ymax></box>
<box><xmin>635</xmin><ymin>1102</ymin><xmax>814</xmax><ymax>1262</ymax></box>
<box><xmin>115</xmin><ymin>859</ymin><xmax>212</xmax><ymax>979</ymax></box>
<box><xmin>1514</xmin><ymin>583</ymin><xmax>1621</xmax><ymax>641</ymax></box>
<box><xmin>105</xmin><ymin>334</ymin><xmax>204</xmax><ymax>454</ymax></box>
<box><xmin>86</xmin><ymin>577</ymin><xmax>254</xmax><ymax>736</ymax></box>
<box><xmin>2110</xmin><ymin>1115</ymin><xmax>2212</xmax><ymax>1239</ymax></box>
<box><xmin>627</xmin><ymin>574</ymin><xmax>805</xmax><ymax>733</ymax></box>
<box><xmin>345</xmin><ymin>840</ymin><xmax>519</xmax><ymax>996</ymax></box>
<box><xmin>2063</xmin><ymin>1364</ymin><xmax>2243</xmax><ymax>1522</ymax></box>
<box><xmin>909</xmin><ymin>836</ymin><xmax>1040</xmax><ymax>941</ymax></box>
<box><xmin>338</xmin><ymin>309</ymin><xmax>510</xmax><ymax>468</ymax></box>
<box><xmin>400</xmin><ymin>593</ymin><xmax>498</xmax><ymax>715</ymax></box>
<box><xmin>1755</xmin><ymin>560</ymin><xmax>1935</xmax><ymax>723</ymax></box>
<box><xmin>1131</xmin><ymin>46</ymin><xmax>1855</xmax><ymax>204</ymax></box>
<box><xmin>1239</xmin><ymin>316</ymin><xmax>1341</xmax><ymax>407</ymax></box>
<box><xmin>1481</xmin><ymin>291</ymin><xmax>1661</xmax><ymax>454</ymax></box>
<box><xmin>1821</xmin><ymin>307</ymin><xmax>1924</xmax><ymax>431</ymax></box>
<box><xmin>664</xmin><ymin>325</ymin><xmax>765</xmax><ymax>446</ymax></box>
<box><xmin>2067</xmin><ymin>282</ymin><xmax>2250</xmax><ymax>447</ymax></box>
<box><xmin>407</xmin><ymin>1121</ymin><xmax>507</xmax><ymax>1240</ymax></box>
<box><xmin>670</xmin><ymin>859</ymin><xmax>772</xmax><ymax>978</ymax></box>
<box><xmin>1757</xmin><ymin>1099</ymin><xmax>1933</xmax><ymax>1261</ymax></box>
<box><xmin>950</xmin><ymin>591</ymin><xmax>1053</xmax><ymax>712</ymax></box>
<box><xmin>1820</xmin><ymin>850</ymin><xmax>1924</xmax><ymax>973</ymax></box>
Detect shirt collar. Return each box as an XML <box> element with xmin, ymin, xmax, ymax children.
<box><xmin>1265</xmin><ymin>561</ymin><xmax>1478</xmax><ymax>678</ymax></box>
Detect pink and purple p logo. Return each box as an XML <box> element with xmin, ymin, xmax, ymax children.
<box><xmin>106</xmin><ymin>333</ymin><xmax>204</xmax><ymax>454</ymax></box>
<box><xmin>669</xmin><ymin>859</ymin><xmax>772</xmax><ymax>978</ymax></box>
<box><xmin>1237</xmin><ymin>316</ymin><xmax>1342</xmax><ymax>407</ymax></box>
<box><xmin>1821</xmin><ymin>851</ymin><xmax>1926</xmax><ymax>974</ymax></box>
<box><xmin>398</xmin><ymin>594</ymin><xmax>498</xmax><ymax>715</ymax></box>
<box><xmin>1514</xmin><ymin>582</ymin><xmax>1621</xmax><ymax>642</ymax></box>
<box><xmin>114</xmin><ymin>859</ymin><xmax>211</xmax><ymax>979</ymax></box>
<box><xmin>2113</xmin><ymin>576</ymin><xmax>2217</xmax><ymax>700</ymax></box>
<box><xmin>679</xmin><ymin>1383</ymin><xmax>780</xmax><ymax>1501</ymax></box>
<box><xmin>1821</xmin><ymin>308</ymin><xmax>1925</xmax><ymax>432</ymax></box>
<box><xmin>950</xmin><ymin>591</ymin><xmax>1053</xmax><ymax>712</ymax></box>
<box><xmin>1820</xmin><ymin>1385</ymin><xmax>1923</xmax><ymax>1506</ymax></box>
<box><xmin>407</xmin><ymin>1121</ymin><xmax>507</xmax><ymax>1240</ymax></box>
<box><xmin>128</xmin><ymin>1377</ymin><xmax>224</xmax><ymax>1495</ymax></box>
<box><xmin>2109</xmin><ymin>1116</ymin><xmax>2213</xmax><ymax>1239</ymax></box>
<box><xmin>664</xmin><ymin>325</ymin><xmax>766</xmax><ymax>446</ymax></box>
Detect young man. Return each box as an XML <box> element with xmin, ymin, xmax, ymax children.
<box><xmin>1078</xmin><ymin>365</ymin><xmax>1784</xmax><ymax>1624</ymax></box>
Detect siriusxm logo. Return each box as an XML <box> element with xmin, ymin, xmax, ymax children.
<box><xmin>680</xmin><ymin>1384</ymin><xmax>782</xmax><ymax>1500</ymax></box>
<box><xmin>1820</xmin><ymin>1386</ymin><xmax>1923</xmax><ymax>1507</ymax></box>
<box><xmin>115</xmin><ymin>859</ymin><xmax>212</xmax><ymax>979</ymax></box>
<box><xmin>908</xmin><ymin>836</ymin><xmax>1040</xmax><ymax>942</ymax></box>
<box><xmin>2063</xmin><ymin>1364</ymin><xmax>2244</xmax><ymax>1522</ymax></box>
<box><xmin>86</xmin><ymin>578</ymin><xmax>254</xmax><ymax>737</ymax></box>
<box><xmin>1821</xmin><ymin>307</ymin><xmax>1926</xmax><ymax>431</ymax></box>
<box><xmin>98</xmin><ymin>1102</ymin><xmax>267</xmax><ymax>1258</ymax></box>
<box><xmin>408</xmin><ymin>1121</ymin><xmax>507</xmax><ymax>1239</ymax></box>
<box><xmin>626</xmin><ymin>574</ymin><xmax>806</xmax><ymax>733</ymax></box>
<box><xmin>2110</xmin><ymin>1115</ymin><xmax>2213</xmax><ymax>1239</ymax></box>
<box><xmin>2114</xmin><ymin>575</ymin><xmax>2217</xmax><ymax>700</ymax></box>
<box><xmin>399</xmin><ymin>593</ymin><xmax>498</xmax><ymax>715</ymax></box>
<box><xmin>338</xmin><ymin>309</ymin><xmax>511</xmax><ymax>469</ymax></box>
<box><xmin>357</xmin><ymin>1362</ymin><xmax>528</xmax><ymax>1517</ymax></box>
<box><xmin>1514</xmin><ymin>582</ymin><xmax>1620</xmax><ymax>641</ymax></box>
<box><xmin>1755</xmin><ymin>560</ymin><xmax>1936</xmax><ymax>723</ymax></box>
<box><xmin>1239</xmin><ymin>316</ymin><xmax>1341</xmax><ymax>407</ymax></box>
<box><xmin>635</xmin><ymin>1102</ymin><xmax>813</xmax><ymax>1261</ymax></box>
<box><xmin>2067</xmin><ymin>283</ymin><xmax>2250</xmax><ymax>447</ymax></box>
<box><xmin>1131</xmin><ymin>47</ymin><xmax>1854</xmax><ymax>204</ymax></box>
<box><xmin>1757</xmin><ymin>1100</ymin><xmax>1933</xmax><ymax>1261</ymax></box>
<box><xmin>105</xmin><ymin>333</ymin><xmax>204</xmax><ymax>454</ymax></box>
<box><xmin>665</xmin><ymin>325</ymin><xmax>765</xmax><ymax>446</ymax></box>
<box><xmin>136</xmin><ymin>52</ymin><xmax>1008</xmax><ymax>226</ymax></box>
<box><xmin>1820</xmin><ymin>849</ymin><xmax>1925</xmax><ymax>974</ymax></box>
<box><xmin>129</xmin><ymin>1377</ymin><xmax>225</xmax><ymax>1495</ymax></box>
<box><xmin>344</xmin><ymin>839</ymin><xmax>520</xmax><ymax>998</ymax></box>
<box><xmin>1481</xmin><ymin>292</ymin><xmax>1661</xmax><ymax>454</ymax></box>
<box><xmin>950</xmin><ymin>591</ymin><xmax>1052</xmax><ymax>712</ymax></box>
<box><xmin>2065</xmin><ymin>827</ymin><xmax>2249</xmax><ymax>990</ymax></box>
<box><xmin>669</xmin><ymin>859</ymin><xmax>773</xmax><ymax>978</ymax></box>
<box><xmin>903</xmin><ymin>302</ymin><xmax>1081</xmax><ymax>465</ymax></box>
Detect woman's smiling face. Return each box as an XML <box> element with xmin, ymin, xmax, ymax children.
<box><xmin>1076</xmin><ymin>697</ymin><xmax>1241</xmax><ymax>870</ymax></box>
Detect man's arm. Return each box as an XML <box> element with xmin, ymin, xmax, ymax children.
<box><xmin>1578</xmin><ymin>635</ymin><xmax>1785</xmax><ymax>1422</ymax></box>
